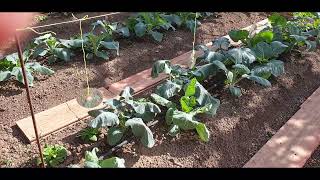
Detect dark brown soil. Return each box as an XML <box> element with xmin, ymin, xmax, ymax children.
<box><xmin>3</xmin><ymin>12</ymin><xmax>319</xmax><ymax>168</ymax></box>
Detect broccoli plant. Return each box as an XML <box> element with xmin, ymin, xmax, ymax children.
<box><xmin>87</xmin><ymin>87</ymin><xmax>160</xmax><ymax>148</ymax></box>
<box><xmin>38</xmin><ymin>144</ymin><xmax>67</xmax><ymax>167</ymax></box>
<box><xmin>195</xmin><ymin>37</ymin><xmax>285</xmax><ymax>96</ymax></box>
<box><xmin>151</xmin><ymin>60</ymin><xmax>220</xmax><ymax>141</ymax></box>
<box><xmin>91</xmin><ymin>20</ymin><xmax>130</xmax><ymax>38</ymax></box>
<box><xmin>126</xmin><ymin>12</ymin><xmax>175</xmax><ymax>42</ymax></box>
<box><xmin>61</xmin><ymin>32</ymin><xmax>119</xmax><ymax>60</ymax></box>
<box><xmin>83</xmin><ymin>148</ymin><xmax>125</xmax><ymax>168</ymax></box>
<box><xmin>0</xmin><ymin>51</ymin><xmax>54</xmax><ymax>86</ymax></box>
<box><xmin>268</xmin><ymin>13</ymin><xmax>318</xmax><ymax>52</ymax></box>
<box><xmin>30</xmin><ymin>33</ymin><xmax>72</xmax><ymax>64</ymax></box>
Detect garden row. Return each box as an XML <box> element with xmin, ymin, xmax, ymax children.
<box><xmin>0</xmin><ymin>12</ymin><xmax>213</xmax><ymax>86</ymax></box>
<box><xmin>6</xmin><ymin>12</ymin><xmax>320</xmax><ymax>168</ymax></box>
<box><xmin>69</xmin><ymin>12</ymin><xmax>320</xmax><ymax>168</ymax></box>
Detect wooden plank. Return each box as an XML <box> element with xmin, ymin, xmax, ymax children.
<box><xmin>244</xmin><ymin>87</ymin><xmax>320</xmax><ymax>168</ymax></box>
<box><xmin>16</xmin><ymin>89</ymin><xmax>115</xmax><ymax>142</ymax></box>
<box><xmin>16</xmin><ymin>18</ymin><xmax>270</xmax><ymax>143</ymax></box>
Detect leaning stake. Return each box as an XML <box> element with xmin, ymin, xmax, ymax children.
<box><xmin>15</xmin><ymin>33</ymin><xmax>45</xmax><ymax>168</ymax></box>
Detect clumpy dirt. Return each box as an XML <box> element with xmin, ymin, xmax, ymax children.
<box><xmin>4</xmin><ymin>12</ymin><xmax>319</xmax><ymax>168</ymax></box>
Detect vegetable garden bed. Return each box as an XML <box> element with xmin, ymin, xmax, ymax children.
<box><xmin>1</xmin><ymin>12</ymin><xmax>320</xmax><ymax>168</ymax></box>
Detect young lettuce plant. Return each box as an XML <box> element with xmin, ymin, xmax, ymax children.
<box><xmin>87</xmin><ymin>87</ymin><xmax>160</xmax><ymax>148</ymax></box>
<box><xmin>151</xmin><ymin>60</ymin><xmax>220</xmax><ymax>142</ymax></box>
<box><xmin>79</xmin><ymin>127</ymin><xmax>100</xmax><ymax>142</ymax></box>
<box><xmin>37</xmin><ymin>144</ymin><xmax>67</xmax><ymax>167</ymax></box>
<box><xmin>83</xmin><ymin>148</ymin><xmax>125</xmax><ymax>168</ymax></box>
<box><xmin>0</xmin><ymin>51</ymin><xmax>54</xmax><ymax>86</ymax></box>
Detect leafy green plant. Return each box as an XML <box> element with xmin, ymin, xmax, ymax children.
<box><xmin>79</xmin><ymin>127</ymin><xmax>100</xmax><ymax>142</ymax></box>
<box><xmin>61</xmin><ymin>32</ymin><xmax>119</xmax><ymax>61</ymax></box>
<box><xmin>87</xmin><ymin>87</ymin><xmax>160</xmax><ymax>148</ymax></box>
<box><xmin>268</xmin><ymin>13</ymin><xmax>318</xmax><ymax>52</ymax></box>
<box><xmin>151</xmin><ymin>60</ymin><xmax>220</xmax><ymax>141</ymax></box>
<box><xmin>91</xmin><ymin>20</ymin><xmax>130</xmax><ymax>38</ymax></box>
<box><xmin>126</xmin><ymin>12</ymin><xmax>175</xmax><ymax>42</ymax></box>
<box><xmin>195</xmin><ymin>37</ymin><xmax>285</xmax><ymax>96</ymax></box>
<box><xmin>0</xmin><ymin>52</ymin><xmax>54</xmax><ymax>86</ymax></box>
<box><xmin>84</xmin><ymin>148</ymin><xmax>125</xmax><ymax>168</ymax></box>
<box><xmin>30</xmin><ymin>33</ymin><xmax>72</xmax><ymax>64</ymax></box>
<box><xmin>38</xmin><ymin>144</ymin><xmax>67</xmax><ymax>167</ymax></box>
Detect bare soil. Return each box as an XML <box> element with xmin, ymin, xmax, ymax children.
<box><xmin>1</xmin><ymin>12</ymin><xmax>319</xmax><ymax>168</ymax></box>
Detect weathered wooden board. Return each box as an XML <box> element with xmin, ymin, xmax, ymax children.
<box><xmin>244</xmin><ymin>87</ymin><xmax>320</xmax><ymax>168</ymax></box>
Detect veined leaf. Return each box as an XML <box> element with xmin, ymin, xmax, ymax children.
<box><xmin>125</xmin><ymin>118</ymin><xmax>155</xmax><ymax>148</ymax></box>
<box><xmin>195</xmin><ymin>123</ymin><xmax>210</xmax><ymax>142</ymax></box>
<box><xmin>11</xmin><ymin>67</ymin><xmax>34</xmax><ymax>86</ymax></box>
<box><xmin>151</xmin><ymin>60</ymin><xmax>171</xmax><ymax>78</ymax></box>
<box><xmin>150</xmin><ymin>93</ymin><xmax>176</xmax><ymax>108</ymax></box>
<box><xmin>232</xmin><ymin>64</ymin><xmax>250</xmax><ymax>75</ymax></box>
<box><xmin>155</xmin><ymin>80</ymin><xmax>182</xmax><ymax>99</ymax></box>
<box><xmin>185</xmin><ymin>78</ymin><xmax>197</xmax><ymax>97</ymax></box>
<box><xmin>229</xmin><ymin>86</ymin><xmax>241</xmax><ymax>97</ymax></box>
<box><xmin>89</xmin><ymin>111</ymin><xmax>119</xmax><ymax>128</ymax></box>
<box><xmin>194</xmin><ymin>82</ymin><xmax>220</xmax><ymax>116</ymax></box>
<box><xmin>228</xmin><ymin>29</ymin><xmax>249</xmax><ymax>42</ymax></box>
<box><xmin>0</xmin><ymin>71</ymin><xmax>11</xmax><ymax>82</ymax></box>
<box><xmin>150</xmin><ymin>31</ymin><xmax>163</xmax><ymax>42</ymax></box>
<box><xmin>227</xmin><ymin>48</ymin><xmax>256</xmax><ymax>65</ymax></box>
<box><xmin>134</xmin><ymin>22</ymin><xmax>147</xmax><ymax>37</ymax></box>
<box><xmin>26</xmin><ymin>62</ymin><xmax>54</xmax><ymax>75</ymax></box>
<box><xmin>168</xmin><ymin>124</ymin><xmax>180</xmax><ymax>136</ymax></box>
<box><xmin>165</xmin><ymin>107</ymin><xmax>175</xmax><ymax>125</ymax></box>
<box><xmin>107</xmin><ymin>127</ymin><xmax>124</xmax><ymax>146</ymax></box>
<box><xmin>52</xmin><ymin>48</ymin><xmax>71</xmax><ymax>61</ymax></box>
<box><xmin>213</xmin><ymin>37</ymin><xmax>230</xmax><ymax>50</ymax></box>
<box><xmin>243</xmin><ymin>74</ymin><xmax>271</xmax><ymax>87</ymax></box>
<box><xmin>119</xmin><ymin>86</ymin><xmax>134</xmax><ymax>101</ymax></box>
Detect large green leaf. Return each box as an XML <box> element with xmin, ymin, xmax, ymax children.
<box><xmin>100</xmin><ymin>41</ymin><xmax>120</xmax><ymax>55</ymax></box>
<box><xmin>104</xmin><ymin>99</ymin><xmax>122</xmax><ymax>109</ymax></box>
<box><xmin>151</xmin><ymin>60</ymin><xmax>171</xmax><ymax>78</ymax></box>
<box><xmin>210</xmin><ymin>60</ymin><xmax>228</xmax><ymax>73</ymax></box>
<box><xmin>251</xmin><ymin>60</ymin><xmax>285</xmax><ymax>78</ymax></box>
<box><xmin>165</xmin><ymin>107</ymin><xmax>175</xmax><ymax>125</ymax></box>
<box><xmin>227</xmin><ymin>48</ymin><xmax>256</xmax><ymax>65</ymax></box>
<box><xmin>195</xmin><ymin>123</ymin><xmax>210</xmax><ymax>142</ymax></box>
<box><xmin>52</xmin><ymin>48</ymin><xmax>71</xmax><ymax>61</ymax></box>
<box><xmin>212</xmin><ymin>37</ymin><xmax>230</xmax><ymax>50</ymax></box>
<box><xmin>232</xmin><ymin>64</ymin><xmax>250</xmax><ymax>75</ymax></box>
<box><xmin>60</xmin><ymin>39</ymin><xmax>84</xmax><ymax>48</ymax></box>
<box><xmin>252</xmin><ymin>42</ymin><xmax>273</xmax><ymax>60</ymax></box>
<box><xmin>11</xmin><ymin>67</ymin><xmax>34</xmax><ymax>86</ymax></box>
<box><xmin>34</xmin><ymin>33</ymin><xmax>52</xmax><ymax>45</ymax></box>
<box><xmin>107</xmin><ymin>127</ymin><xmax>124</xmax><ymax>146</ymax></box>
<box><xmin>155</xmin><ymin>80</ymin><xmax>182</xmax><ymax>99</ymax></box>
<box><xmin>229</xmin><ymin>86</ymin><xmax>241</xmax><ymax>97</ymax></box>
<box><xmin>32</xmin><ymin>47</ymin><xmax>48</xmax><ymax>58</ymax></box>
<box><xmin>251</xmin><ymin>30</ymin><xmax>274</xmax><ymax>46</ymax></box>
<box><xmin>128</xmin><ymin>101</ymin><xmax>161</xmax><ymax>122</ymax></box>
<box><xmin>5</xmin><ymin>53</ymin><xmax>19</xmax><ymax>64</ymax></box>
<box><xmin>270</xmin><ymin>41</ymin><xmax>288</xmax><ymax>57</ymax></box>
<box><xmin>150</xmin><ymin>31</ymin><xmax>163</xmax><ymax>42</ymax></box>
<box><xmin>119</xmin><ymin>86</ymin><xmax>134</xmax><ymax>101</ymax></box>
<box><xmin>150</xmin><ymin>93</ymin><xmax>175</xmax><ymax>108</ymax></box>
<box><xmin>172</xmin><ymin>110</ymin><xmax>199</xmax><ymax>130</ymax></box>
<box><xmin>26</xmin><ymin>62</ymin><xmax>54</xmax><ymax>75</ymax></box>
<box><xmin>116</xmin><ymin>27</ymin><xmax>130</xmax><ymax>37</ymax></box>
<box><xmin>0</xmin><ymin>71</ymin><xmax>11</xmax><ymax>82</ymax></box>
<box><xmin>95</xmin><ymin>50</ymin><xmax>109</xmax><ymax>60</ymax></box>
<box><xmin>134</xmin><ymin>22</ymin><xmax>147</xmax><ymax>37</ymax></box>
<box><xmin>125</xmin><ymin>118</ymin><xmax>155</xmax><ymax>148</ymax></box>
<box><xmin>99</xmin><ymin>157</ymin><xmax>125</xmax><ymax>168</ymax></box>
<box><xmin>194</xmin><ymin>82</ymin><xmax>220</xmax><ymax>116</ymax></box>
<box><xmin>243</xmin><ymin>74</ymin><xmax>271</xmax><ymax>87</ymax></box>
<box><xmin>193</xmin><ymin>63</ymin><xmax>219</xmax><ymax>81</ymax></box>
<box><xmin>89</xmin><ymin>111</ymin><xmax>119</xmax><ymax>128</ymax></box>
<box><xmin>228</xmin><ymin>29</ymin><xmax>249</xmax><ymax>42</ymax></box>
